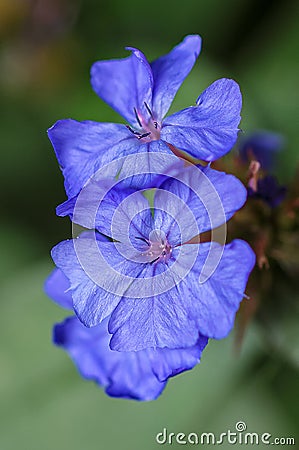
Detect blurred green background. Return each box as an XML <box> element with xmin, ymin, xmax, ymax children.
<box><xmin>0</xmin><ymin>0</ymin><xmax>298</xmax><ymax>449</ymax></box>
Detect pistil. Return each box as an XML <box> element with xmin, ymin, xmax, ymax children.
<box><xmin>127</xmin><ymin>104</ymin><xmax>161</xmax><ymax>142</ymax></box>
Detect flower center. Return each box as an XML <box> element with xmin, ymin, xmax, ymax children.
<box><xmin>141</xmin><ymin>229</ymin><xmax>172</xmax><ymax>264</ymax></box>
<box><xmin>141</xmin><ymin>117</ymin><xmax>161</xmax><ymax>142</ymax></box>
<box><xmin>126</xmin><ymin>103</ymin><xmax>161</xmax><ymax>142</ymax></box>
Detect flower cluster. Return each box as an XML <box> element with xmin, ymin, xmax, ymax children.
<box><xmin>240</xmin><ymin>131</ymin><xmax>287</xmax><ymax>208</ymax></box>
<box><xmin>221</xmin><ymin>130</ymin><xmax>299</xmax><ymax>351</ymax></box>
<box><xmin>45</xmin><ymin>35</ymin><xmax>255</xmax><ymax>401</ymax></box>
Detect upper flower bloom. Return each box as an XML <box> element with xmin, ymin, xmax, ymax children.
<box><xmin>48</xmin><ymin>35</ymin><xmax>242</xmax><ymax>199</ymax></box>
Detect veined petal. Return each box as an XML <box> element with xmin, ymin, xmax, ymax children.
<box><xmin>53</xmin><ymin>317</ymin><xmax>166</xmax><ymax>401</ymax></box>
<box><xmin>91</xmin><ymin>48</ymin><xmax>153</xmax><ymax>127</ymax></box>
<box><xmin>50</xmin><ymin>272</ymin><xmax>208</xmax><ymax>395</ymax></box>
<box><xmin>65</xmin><ymin>182</ymin><xmax>153</xmax><ymax>244</ymax></box>
<box><xmin>149</xmin><ymin>335</ymin><xmax>208</xmax><ymax>382</ymax></box>
<box><xmin>151</xmin><ymin>35</ymin><xmax>202</xmax><ymax>120</ymax></box>
<box><xmin>177</xmin><ymin>240</ymin><xmax>256</xmax><ymax>339</ymax></box>
<box><xmin>109</xmin><ymin>291</ymin><xmax>200</xmax><ymax>351</ymax></box>
<box><xmin>55</xmin><ymin>139</ymin><xmax>175</xmax><ymax>222</ymax></box>
<box><xmin>103</xmin><ymin>191</ymin><xmax>153</xmax><ymax>245</ymax></box>
<box><xmin>154</xmin><ymin>163</ymin><xmax>247</xmax><ymax>244</ymax></box>
<box><xmin>47</xmin><ymin>119</ymin><xmax>135</xmax><ymax>198</ymax></box>
<box><xmin>115</xmin><ymin>139</ymin><xmax>175</xmax><ymax>188</ymax></box>
<box><xmin>56</xmin><ymin>179</ymin><xmax>137</xmax><ymax>239</ymax></box>
<box><xmin>161</xmin><ymin>78</ymin><xmax>242</xmax><ymax>160</ymax></box>
<box><xmin>108</xmin><ymin>262</ymin><xmax>200</xmax><ymax>351</ymax></box>
<box><xmin>55</xmin><ymin>143</ymin><xmax>173</xmax><ymax>238</ymax></box>
<box><xmin>45</xmin><ymin>232</ymin><xmax>111</xmax><ymax>309</ymax></box>
<box><xmin>51</xmin><ymin>238</ymin><xmax>149</xmax><ymax>327</ymax></box>
<box><xmin>44</xmin><ymin>268</ymin><xmax>73</xmax><ymax>310</ymax></box>
<box><xmin>51</xmin><ymin>239</ymin><xmax>123</xmax><ymax>327</ymax></box>
<box><xmin>108</xmin><ymin>239</ymin><xmax>254</xmax><ymax>351</ymax></box>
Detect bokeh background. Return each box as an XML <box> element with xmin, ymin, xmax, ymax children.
<box><xmin>0</xmin><ymin>0</ymin><xmax>298</xmax><ymax>449</ymax></box>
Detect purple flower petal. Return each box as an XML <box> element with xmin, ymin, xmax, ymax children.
<box><xmin>51</xmin><ymin>239</ymin><xmax>126</xmax><ymax>327</ymax></box>
<box><xmin>114</xmin><ymin>139</ymin><xmax>175</xmax><ymax>188</ymax></box>
<box><xmin>47</xmin><ymin>119</ymin><xmax>136</xmax><ymax>198</ymax></box>
<box><xmin>45</xmin><ymin>232</ymin><xmax>111</xmax><ymax>310</ymax></box>
<box><xmin>55</xmin><ymin>176</ymin><xmax>154</xmax><ymax>243</ymax></box>
<box><xmin>51</xmin><ymin>237</ymin><xmax>166</xmax><ymax>327</ymax></box>
<box><xmin>154</xmin><ymin>164</ymin><xmax>247</xmax><ymax>245</ymax></box>
<box><xmin>91</xmin><ymin>48</ymin><xmax>153</xmax><ymax>127</ymax></box>
<box><xmin>108</xmin><ymin>239</ymin><xmax>254</xmax><ymax>350</ymax></box>
<box><xmin>161</xmin><ymin>78</ymin><xmax>242</xmax><ymax>161</ymax></box>
<box><xmin>54</xmin><ymin>138</ymin><xmax>175</xmax><ymax>220</ymax></box>
<box><xmin>53</xmin><ymin>316</ymin><xmax>166</xmax><ymax>401</ymax></box>
<box><xmin>108</xmin><ymin>260</ymin><xmax>201</xmax><ymax>351</ymax></box>
<box><xmin>149</xmin><ymin>335</ymin><xmax>208</xmax><ymax>382</ymax></box>
<box><xmin>56</xmin><ymin>180</ymin><xmax>137</xmax><ymax>237</ymax></box>
<box><xmin>50</xmin><ymin>237</ymin><xmax>254</xmax><ymax>351</ymax></box>
<box><xmin>45</xmin><ymin>268</ymin><xmax>73</xmax><ymax>310</ymax></box>
<box><xmin>49</xmin><ymin>270</ymin><xmax>208</xmax><ymax>397</ymax></box>
<box><xmin>176</xmin><ymin>240</ymin><xmax>256</xmax><ymax>339</ymax></box>
<box><xmin>151</xmin><ymin>35</ymin><xmax>202</xmax><ymax>120</ymax></box>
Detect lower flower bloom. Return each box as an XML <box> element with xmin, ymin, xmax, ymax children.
<box><xmin>47</xmin><ymin>269</ymin><xmax>208</xmax><ymax>401</ymax></box>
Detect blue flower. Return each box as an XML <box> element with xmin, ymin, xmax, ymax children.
<box><xmin>46</xmin><ymin>269</ymin><xmax>208</xmax><ymax>401</ymax></box>
<box><xmin>239</xmin><ymin>130</ymin><xmax>284</xmax><ymax>170</ymax></box>
<box><xmin>242</xmin><ymin>131</ymin><xmax>287</xmax><ymax>208</ymax></box>
<box><xmin>248</xmin><ymin>175</ymin><xmax>287</xmax><ymax>208</ymax></box>
<box><xmin>48</xmin><ymin>35</ymin><xmax>242</xmax><ymax>199</ymax></box>
<box><xmin>50</xmin><ymin>163</ymin><xmax>255</xmax><ymax>352</ymax></box>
